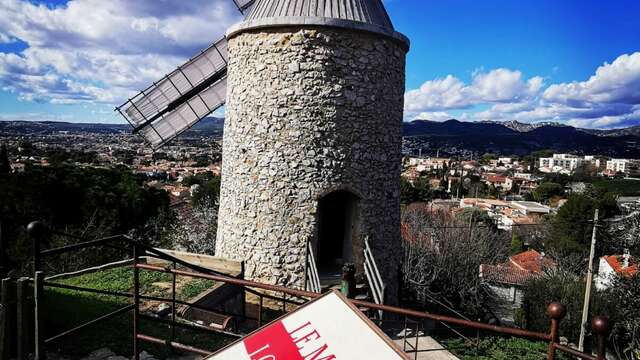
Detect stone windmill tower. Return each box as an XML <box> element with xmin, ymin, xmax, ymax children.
<box><xmin>216</xmin><ymin>0</ymin><xmax>410</xmax><ymax>302</ymax></box>
<box><xmin>117</xmin><ymin>0</ymin><xmax>409</xmax><ymax>304</ymax></box>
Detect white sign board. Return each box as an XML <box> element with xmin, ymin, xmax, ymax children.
<box><xmin>207</xmin><ymin>290</ymin><xmax>408</xmax><ymax>360</ymax></box>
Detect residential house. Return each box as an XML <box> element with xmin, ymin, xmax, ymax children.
<box><xmin>510</xmin><ymin>201</ymin><xmax>551</xmax><ymax>218</ymax></box>
<box><xmin>596</xmin><ymin>254</ymin><xmax>638</xmax><ymax>290</ymax></box>
<box><xmin>480</xmin><ymin>250</ymin><xmax>557</xmax><ymax>325</ymax></box>
<box><xmin>605</xmin><ymin>158</ymin><xmax>640</xmax><ymax>176</ymax></box>
<box><xmin>483</xmin><ymin>174</ymin><xmax>513</xmax><ymax>191</ymax></box>
<box><xmin>539</xmin><ymin>154</ymin><xmax>600</xmax><ymax>174</ymax></box>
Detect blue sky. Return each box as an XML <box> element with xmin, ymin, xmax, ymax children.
<box><xmin>0</xmin><ymin>0</ymin><xmax>639</xmax><ymax>128</ymax></box>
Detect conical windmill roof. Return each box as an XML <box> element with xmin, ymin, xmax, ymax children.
<box><xmin>227</xmin><ymin>0</ymin><xmax>409</xmax><ymax>47</ymax></box>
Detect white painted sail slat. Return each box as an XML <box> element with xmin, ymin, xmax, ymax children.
<box><xmin>118</xmin><ymin>37</ymin><xmax>228</xmax><ymax>148</ymax></box>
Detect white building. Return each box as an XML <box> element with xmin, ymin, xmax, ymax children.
<box><xmin>596</xmin><ymin>254</ymin><xmax>638</xmax><ymax>290</ymax></box>
<box><xmin>514</xmin><ymin>172</ymin><xmax>534</xmax><ymax>180</ymax></box>
<box><xmin>538</xmin><ymin>154</ymin><xmax>600</xmax><ymax>174</ymax></box>
<box><xmin>406</xmin><ymin>157</ymin><xmax>450</xmax><ymax>172</ymax></box>
<box><xmin>606</xmin><ymin>158</ymin><xmax>639</xmax><ymax>176</ymax></box>
<box><xmin>510</xmin><ymin>201</ymin><xmax>551</xmax><ymax>216</ymax></box>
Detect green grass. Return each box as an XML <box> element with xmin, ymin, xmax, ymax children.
<box><xmin>51</xmin><ymin>266</ymin><xmax>216</xmax><ymax>301</ymax></box>
<box><xmin>592</xmin><ymin>178</ymin><xmax>640</xmax><ymax>196</ymax></box>
<box><xmin>180</xmin><ymin>278</ymin><xmax>218</xmax><ymax>300</ymax></box>
<box><xmin>444</xmin><ymin>337</ymin><xmax>571</xmax><ymax>360</ymax></box>
<box><xmin>43</xmin><ymin>266</ymin><xmax>233</xmax><ymax>359</ymax></box>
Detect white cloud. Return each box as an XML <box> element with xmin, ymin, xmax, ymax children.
<box><xmin>470</xmin><ymin>69</ymin><xmax>542</xmax><ymax>103</ymax></box>
<box><xmin>0</xmin><ymin>0</ymin><xmax>241</xmax><ymax>106</ymax></box>
<box><xmin>543</xmin><ymin>52</ymin><xmax>640</xmax><ymax>106</ymax></box>
<box><xmin>405</xmin><ymin>52</ymin><xmax>640</xmax><ymax>129</ymax></box>
<box><xmin>404</xmin><ymin>68</ymin><xmax>541</xmax><ymax>118</ymax></box>
<box><xmin>0</xmin><ymin>31</ymin><xmax>14</xmax><ymax>43</ymax></box>
<box><xmin>404</xmin><ymin>75</ymin><xmax>468</xmax><ymax>113</ymax></box>
<box><xmin>414</xmin><ymin>111</ymin><xmax>455</xmax><ymax>122</ymax></box>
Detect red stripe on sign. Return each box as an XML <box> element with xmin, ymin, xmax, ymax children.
<box><xmin>243</xmin><ymin>321</ymin><xmax>304</xmax><ymax>360</ymax></box>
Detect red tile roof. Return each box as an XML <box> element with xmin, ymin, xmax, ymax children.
<box><xmin>486</xmin><ymin>175</ymin><xmax>508</xmax><ymax>183</ymax></box>
<box><xmin>480</xmin><ymin>264</ymin><xmax>537</xmax><ymax>286</ymax></box>
<box><xmin>603</xmin><ymin>255</ymin><xmax>638</xmax><ymax>278</ymax></box>
<box><xmin>480</xmin><ymin>250</ymin><xmax>557</xmax><ymax>286</ymax></box>
<box><xmin>509</xmin><ymin>250</ymin><xmax>556</xmax><ymax>273</ymax></box>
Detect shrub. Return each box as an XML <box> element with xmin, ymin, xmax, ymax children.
<box><xmin>444</xmin><ymin>337</ymin><xmax>570</xmax><ymax>360</ymax></box>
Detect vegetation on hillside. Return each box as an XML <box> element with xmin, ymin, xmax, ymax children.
<box><xmin>593</xmin><ymin>178</ymin><xmax>640</xmax><ymax>196</ymax></box>
<box><xmin>444</xmin><ymin>337</ymin><xmax>570</xmax><ymax>360</ymax></box>
<box><xmin>0</xmin><ymin>163</ymin><xmax>172</xmax><ymax>276</ymax></box>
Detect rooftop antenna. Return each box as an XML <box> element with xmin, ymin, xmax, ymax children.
<box><xmin>115</xmin><ymin>0</ymin><xmax>256</xmax><ymax>149</ymax></box>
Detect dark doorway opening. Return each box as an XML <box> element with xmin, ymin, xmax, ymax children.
<box><xmin>316</xmin><ymin>190</ymin><xmax>359</xmax><ymax>275</ymax></box>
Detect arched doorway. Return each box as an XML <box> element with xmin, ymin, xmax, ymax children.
<box><xmin>316</xmin><ymin>190</ymin><xmax>360</xmax><ymax>275</ymax></box>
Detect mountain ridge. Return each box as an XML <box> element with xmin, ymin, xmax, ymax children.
<box><xmin>402</xmin><ymin>119</ymin><xmax>639</xmax><ymax>157</ymax></box>
<box><xmin>1</xmin><ymin>118</ymin><xmax>638</xmax><ymax>157</ymax></box>
<box><xmin>1</xmin><ymin>117</ymin><xmax>636</xmax><ymax>136</ymax></box>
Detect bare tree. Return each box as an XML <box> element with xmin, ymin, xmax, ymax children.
<box><xmin>604</xmin><ymin>211</ymin><xmax>640</xmax><ymax>256</ymax></box>
<box><xmin>401</xmin><ymin>203</ymin><xmax>510</xmax><ymax>316</ymax></box>
<box><xmin>166</xmin><ymin>197</ymin><xmax>218</xmax><ymax>255</ymax></box>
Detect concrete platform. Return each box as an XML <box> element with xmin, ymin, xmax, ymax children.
<box><xmin>391</xmin><ymin>329</ymin><xmax>459</xmax><ymax>360</ymax></box>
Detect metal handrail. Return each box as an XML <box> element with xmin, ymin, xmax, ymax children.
<box><xmin>305</xmin><ymin>241</ymin><xmax>321</xmax><ymax>293</ymax></box>
<box><xmin>25</xmin><ymin>222</ymin><xmax>245</xmax><ymax>360</ymax></box>
<box><xmin>22</xmin><ymin>221</ymin><xmax>612</xmax><ymax>360</ymax></box>
<box><xmin>363</xmin><ymin>236</ymin><xmax>385</xmax><ymax>318</ymax></box>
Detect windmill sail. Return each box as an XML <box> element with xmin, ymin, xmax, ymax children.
<box><xmin>117</xmin><ymin>0</ymin><xmax>255</xmax><ymax>149</ymax></box>
<box><xmin>232</xmin><ymin>0</ymin><xmax>255</xmax><ymax>12</ymax></box>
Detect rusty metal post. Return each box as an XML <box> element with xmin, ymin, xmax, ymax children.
<box><xmin>281</xmin><ymin>293</ymin><xmax>286</xmax><ymax>314</ymax></box>
<box><xmin>241</xmin><ymin>262</ymin><xmax>246</xmax><ymax>321</ymax></box>
<box><xmin>258</xmin><ymin>295</ymin><xmax>263</xmax><ymax>327</ymax></box>
<box><xmin>403</xmin><ymin>316</ymin><xmax>408</xmax><ymax>352</ymax></box>
<box><xmin>0</xmin><ymin>221</ymin><xmax>5</xmax><ymax>279</ymax></box>
<box><xmin>1</xmin><ymin>278</ymin><xmax>14</xmax><ymax>360</ymax></box>
<box><xmin>546</xmin><ymin>302</ymin><xmax>566</xmax><ymax>360</ymax></box>
<box><xmin>16</xmin><ymin>277</ymin><xmax>30</xmax><ymax>360</ymax></box>
<box><xmin>132</xmin><ymin>243</ymin><xmax>140</xmax><ymax>360</ymax></box>
<box><xmin>340</xmin><ymin>263</ymin><xmax>356</xmax><ymax>299</ymax></box>
<box><xmin>591</xmin><ymin>316</ymin><xmax>610</xmax><ymax>360</ymax></box>
<box><xmin>0</xmin><ymin>304</ymin><xmax>4</xmax><ymax>360</ymax></box>
<box><xmin>414</xmin><ymin>319</ymin><xmax>419</xmax><ymax>360</ymax></box>
<box><xmin>34</xmin><ymin>271</ymin><xmax>45</xmax><ymax>360</ymax></box>
<box><xmin>27</xmin><ymin>222</ymin><xmax>46</xmax><ymax>274</ymax></box>
<box><xmin>475</xmin><ymin>319</ymin><xmax>480</xmax><ymax>358</ymax></box>
<box><xmin>171</xmin><ymin>261</ymin><xmax>176</xmax><ymax>344</ymax></box>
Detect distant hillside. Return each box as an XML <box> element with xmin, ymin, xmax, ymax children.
<box><xmin>0</xmin><ymin>117</ymin><xmax>224</xmax><ymax>137</ymax></box>
<box><xmin>403</xmin><ymin>119</ymin><xmax>640</xmax><ymax>157</ymax></box>
<box><xmin>580</xmin><ymin>125</ymin><xmax>640</xmax><ymax>138</ymax></box>
<box><xmin>0</xmin><ymin>120</ymin><xmax>129</xmax><ymax>135</ymax></box>
<box><xmin>404</xmin><ymin>119</ymin><xmax>515</xmax><ymax>137</ymax></box>
<box><xmin>480</xmin><ymin>120</ymin><xmax>565</xmax><ymax>132</ymax></box>
<box><xmin>189</xmin><ymin>117</ymin><xmax>224</xmax><ymax>133</ymax></box>
<box><xmin>2</xmin><ymin>117</ymin><xmax>638</xmax><ymax>157</ymax></box>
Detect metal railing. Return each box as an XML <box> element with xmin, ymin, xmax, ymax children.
<box><xmin>8</xmin><ymin>221</ymin><xmax>613</xmax><ymax>360</ymax></box>
<box><xmin>305</xmin><ymin>241</ymin><xmax>321</xmax><ymax>293</ymax></box>
<box><xmin>363</xmin><ymin>236</ymin><xmax>386</xmax><ymax>319</ymax></box>
<box><xmin>20</xmin><ymin>221</ymin><xmax>254</xmax><ymax>360</ymax></box>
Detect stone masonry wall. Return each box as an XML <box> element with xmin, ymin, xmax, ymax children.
<box><xmin>216</xmin><ymin>26</ymin><xmax>407</xmax><ymax>302</ymax></box>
